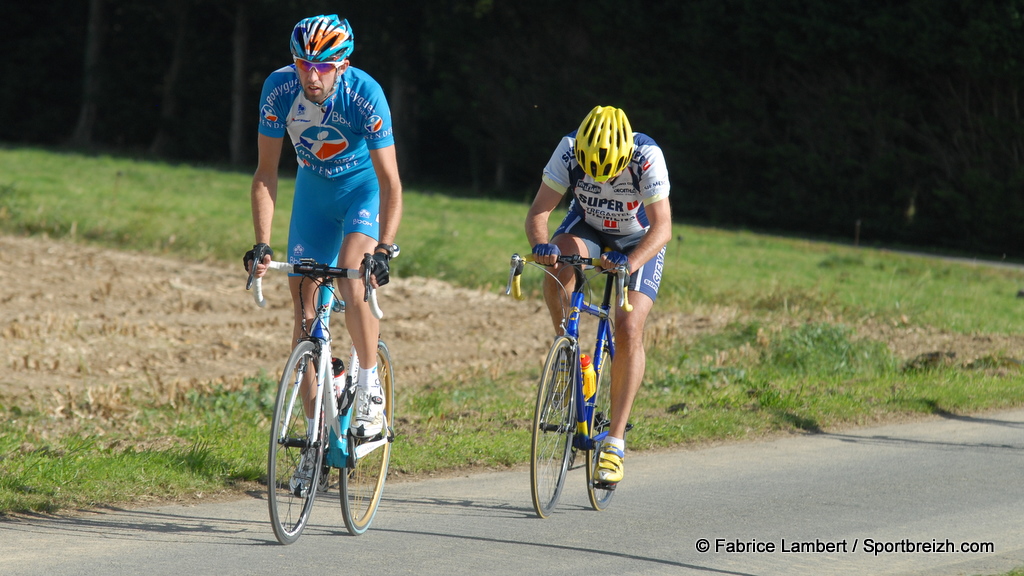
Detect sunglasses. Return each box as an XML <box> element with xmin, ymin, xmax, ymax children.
<box><xmin>294</xmin><ymin>58</ymin><xmax>342</xmax><ymax>75</ymax></box>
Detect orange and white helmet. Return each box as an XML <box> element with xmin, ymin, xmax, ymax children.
<box><xmin>290</xmin><ymin>15</ymin><xmax>354</xmax><ymax>62</ymax></box>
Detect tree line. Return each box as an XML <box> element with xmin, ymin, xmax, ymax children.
<box><xmin>4</xmin><ymin>0</ymin><xmax>1022</xmax><ymax>258</ymax></box>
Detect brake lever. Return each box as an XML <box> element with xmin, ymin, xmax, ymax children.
<box><xmin>505</xmin><ymin>254</ymin><xmax>525</xmax><ymax>296</ymax></box>
<box><xmin>615</xmin><ymin>265</ymin><xmax>633</xmax><ymax>312</ymax></box>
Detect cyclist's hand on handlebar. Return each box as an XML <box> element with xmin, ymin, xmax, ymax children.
<box><xmin>532</xmin><ymin>243</ymin><xmax>560</xmax><ymax>266</ymax></box>
<box><xmin>600</xmin><ymin>251</ymin><xmax>630</xmax><ymax>273</ymax></box>
<box><xmin>366</xmin><ymin>252</ymin><xmax>390</xmax><ymax>288</ymax></box>
<box><xmin>244</xmin><ymin>243</ymin><xmax>273</xmax><ymax>288</ymax></box>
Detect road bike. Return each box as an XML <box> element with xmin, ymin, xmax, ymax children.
<box><xmin>505</xmin><ymin>252</ymin><xmax>632</xmax><ymax>518</ymax></box>
<box><xmin>248</xmin><ymin>248</ymin><xmax>398</xmax><ymax>543</ymax></box>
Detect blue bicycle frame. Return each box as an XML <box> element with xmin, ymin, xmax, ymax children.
<box><xmin>565</xmin><ymin>274</ymin><xmax>616</xmax><ymax>452</ymax></box>
<box><xmin>509</xmin><ymin>252</ymin><xmax>630</xmax><ymax>517</ymax></box>
<box><xmin>303</xmin><ymin>281</ymin><xmax>356</xmax><ymax>470</ymax></box>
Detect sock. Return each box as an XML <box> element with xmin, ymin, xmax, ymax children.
<box><xmin>307</xmin><ymin>418</ymin><xmax>316</xmax><ymax>436</ymax></box>
<box><xmin>358</xmin><ymin>365</ymin><xmax>379</xmax><ymax>390</ymax></box>
<box><xmin>604</xmin><ymin>436</ymin><xmax>625</xmax><ymax>453</ymax></box>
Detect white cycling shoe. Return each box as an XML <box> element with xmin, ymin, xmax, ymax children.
<box><xmin>350</xmin><ymin>384</ymin><xmax>385</xmax><ymax>439</ymax></box>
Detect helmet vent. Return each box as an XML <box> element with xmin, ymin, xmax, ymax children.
<box><xmin>574</xmin><ymin>105</ymin><xmax>633</xmax><ymax>182</ymax></box>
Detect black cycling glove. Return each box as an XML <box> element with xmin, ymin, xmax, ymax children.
<box><xmin>243</xmin><ymin>243</ymin><xmax>273</xmax><ymax>272</ymax></box>
<box><xmin>369</xmin><ymin>252</ymin><xmax>390</xmax><ymax>286</ymax></box>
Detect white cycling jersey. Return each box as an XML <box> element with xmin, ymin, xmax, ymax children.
<box><xmin>541</xmin><ymin>131</ymin><xmax>670</xmax><ymax>236</ymax></box>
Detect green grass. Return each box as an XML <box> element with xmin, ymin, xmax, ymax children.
<box><xmin>0</xmin><ymin>145</ymin><xmax>286</xmax><ymax>262</ymax></box>
<box><xmin>2</xmin><ymin>144</ymin><xmax>1023</xmax><ymax>515</ymax></box>
<box><xmin>0</xmin><ymin>375</ymin><xmax>273</xmax><ymax>512</ymax></box>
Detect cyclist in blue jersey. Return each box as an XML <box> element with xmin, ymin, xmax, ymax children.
<box><xmin>244</xmin><ymin>15</ymin><xmax>403</xmax><ymax>491</ymax></box>
<box><xmin>526</xmin><ymin>106</ymin><xmax>672</xmax><ymax>487</ymax></box>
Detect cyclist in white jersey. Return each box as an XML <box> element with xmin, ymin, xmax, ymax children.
<box><xmin>526</xmin><ymin>106</ymin><xmax>672</xmax><ymax>487</ymax></box>
<box><xmin>244</xmin><ymin>15</ymin><xmax>402</xmax><ymax>490</ymax></box>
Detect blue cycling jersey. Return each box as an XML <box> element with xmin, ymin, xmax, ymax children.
<box><xmin>257</xmin><ymin>64</ymin><xmax>395</xmax><ymax>268</ymax></box>
<box><xmin>258</xmin><ymin>64</ymin><xmax>394</xmax><ymax>182</ymax></box>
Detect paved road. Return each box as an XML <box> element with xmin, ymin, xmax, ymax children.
<box><xmin>3</xmin><ymin>410</ymin><xmax>1024</xmax><ymax>576</ymax></box>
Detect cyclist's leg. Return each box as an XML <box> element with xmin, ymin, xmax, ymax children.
<box><xmin>591</xmin><ymin>290</ymin><xmax>653</xmax><ymax>486</ymax></box>
<box><xmin>339</xmin><ymin>233</ymin><xmax>387</xmax><ymax>438</ymax></box>
<box><xmin>336</xmin><ymin>231</ymin><xmax>379</xmax><ymax>374</ymax></box>
<box><xmin>543</xmin><ymin>213</ymin><xmax>601</xmax><ymax>334</ymax></box>
<box><xmin>597</xmin><ymin>245</ymin><xmax>665</xmax><ymax>484</ymax></box>
<box><xmin>607</xmin><ymin>244</ymin><xmax>665</xmax><ymax>440</ymax></box>
<box><xmin>287</xmin><ymin>171</ymin><xmax>347</xmax><ymax>419</ymax></box>
<box><xmin>330</xmin><ymin>176</ymin><xmax>382</xmax><ymax>376</ymax></box>
<box><xmin>607</xmin><ymin>290</ymin><xmax>654</xmax><ymax>441</ymax></box>
<box><xmin>331</xmin><ymin>179</ymin><xmax>387</xmax><ymax>437</ymax></box>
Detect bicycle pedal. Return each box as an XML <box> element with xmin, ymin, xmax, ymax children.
<box><xmin>593</xmin><ymin>480</ymin><xmax>618</xmax><ymax>491</ymax></box>
<box><xmin>353</xmin><ymin>430</ymin><xmax>384</xmax><ymax>443</ymax></box>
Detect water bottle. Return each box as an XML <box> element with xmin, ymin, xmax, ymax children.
<box><xmin>581</xmin><ymin>354</ymin><xmax>596</xmax><ymax>400</ymax></box>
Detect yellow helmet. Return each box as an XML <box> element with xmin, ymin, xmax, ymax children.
<box><xmin>574</xmin><ymin>106</ymin><xmax>634</xmax><ymax>182</ymax></box>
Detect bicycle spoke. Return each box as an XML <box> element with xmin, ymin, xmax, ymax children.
<box><xmin>587</xmin><ymin>341</ymin><xmax>616</xmax><ymax>510</ymax></box>
<box><xmin>530</xmin><ymin>337</ymin><xmax>576</xmax><ymax>518</ymax></box>
<box><xmin>267</xmin><ymin>341</ymin><xmax>323</xmax><ymax>544</ymax></box>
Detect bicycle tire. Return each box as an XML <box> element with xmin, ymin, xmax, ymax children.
<box><xmin>340</xmin><ymin>340</ymin><xmax>394</xmax><ymax>535</ymax></box>
<box><xmin>530</xmin><ymin>336</ymin><xmax>577</xmax><ymax>518</ymax></box>
<box><xmin>267</xmin><ymin>340</ymin><xmax>324</xmax><ymax>544</ymax></box>
<box><xmin>586</xmin><ymin>340</ymin><xmax>616</xmax><ymax>510</ymax></box>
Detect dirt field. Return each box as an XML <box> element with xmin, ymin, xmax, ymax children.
<box><xmin>2</xmin><ymin>234</ymin><xmax>1022</xmax><ymax>411</ymax></box>
<box><xmin>0</xmin><ymin>234</ymin><xmax>558</xmax><ymax>407</ymax></box>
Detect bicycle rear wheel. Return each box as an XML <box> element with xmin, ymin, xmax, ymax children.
<box><xmin>267</xmin><ymin>340</ymin><xmax>324</xmax><ymax>545</ymax></box>
<box><xmin>530</xmin><ymin>336</ymin><xmax>577</xmax><ymax>518</ymax></box>
<box><xmin>586</xmin><ymin>341</ymin><xmax>616</xmax><ymax>510</ymax></box>
<box><xmin>340</xmin><ymin>340</ymin><xmax>395</xmax><ymax>535</ymax></box>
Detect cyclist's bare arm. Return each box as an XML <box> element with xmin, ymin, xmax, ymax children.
<box><xmin>250</xmin><ymin>133</ymin><xmax>285</xmax><ymax>276</ymax></box>
<box><xmin>369</xmin><ymin>145</ymin><xmax>403</xmax><ymax>249</ymax></box>
<box><xmin>524</xmin><ymin>182</ymin><xmax>564</xmax><ymax>265</ymax></box>
<box><xmin>604</xmin><ymin>196</ymin><xmax>672</xmax><ymax>274</ymax></box>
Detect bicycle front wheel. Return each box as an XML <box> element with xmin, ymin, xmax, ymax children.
<box><xmin>586</xmin><ymin>341</ymin><xmax>615</xmax><ymax>511</ymax></box>
<box><xmin>340</xmin><ymin>340</ymin><xmax>395</xmax><ymax>535</ymax></box>
<box><xmin>267</xmin><ymin>340</ymin><xmax>324</xmax><ymax>545</ymax></box>
<box><xmin>530</xmin><ymin>336</ymin><xmax>577</xmax><ymax>518</ymax></box>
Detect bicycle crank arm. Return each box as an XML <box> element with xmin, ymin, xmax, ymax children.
<box><xmin>354</xmin><ymin>437</ymin><xmax>389</xmax><ymax>460</ymax></box>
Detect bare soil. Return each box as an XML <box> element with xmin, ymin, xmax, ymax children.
<box><xmin>0</xmin><ymin>235</ymin><xmax>556</xmax><ymax>407</ymax></box>
<box><xmin>2</xmin><ymin>234</ymin><xmax>1022</xmax><ymax>410</ymax></box>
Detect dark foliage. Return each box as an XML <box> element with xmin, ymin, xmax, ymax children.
<box><xmin>3</xmin><ymin>0</ymin><xmax>1022</xmax><ymax>257</ymax></box>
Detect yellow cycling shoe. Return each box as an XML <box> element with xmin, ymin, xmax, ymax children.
<box><xmin>594</xmin><ymin>444</ymin><xmax>625</xmax><ymax>485</ymax></box>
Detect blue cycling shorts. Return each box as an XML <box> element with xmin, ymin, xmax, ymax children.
<box><xmin>287</xmin><ymin>168</ymin><xmax>380</xmax><ymax>268</ymax></box>
<box><xmin>553</xmin><ymin>212</ymin><xmax>666</xmax><ymax>302</ymax></box>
